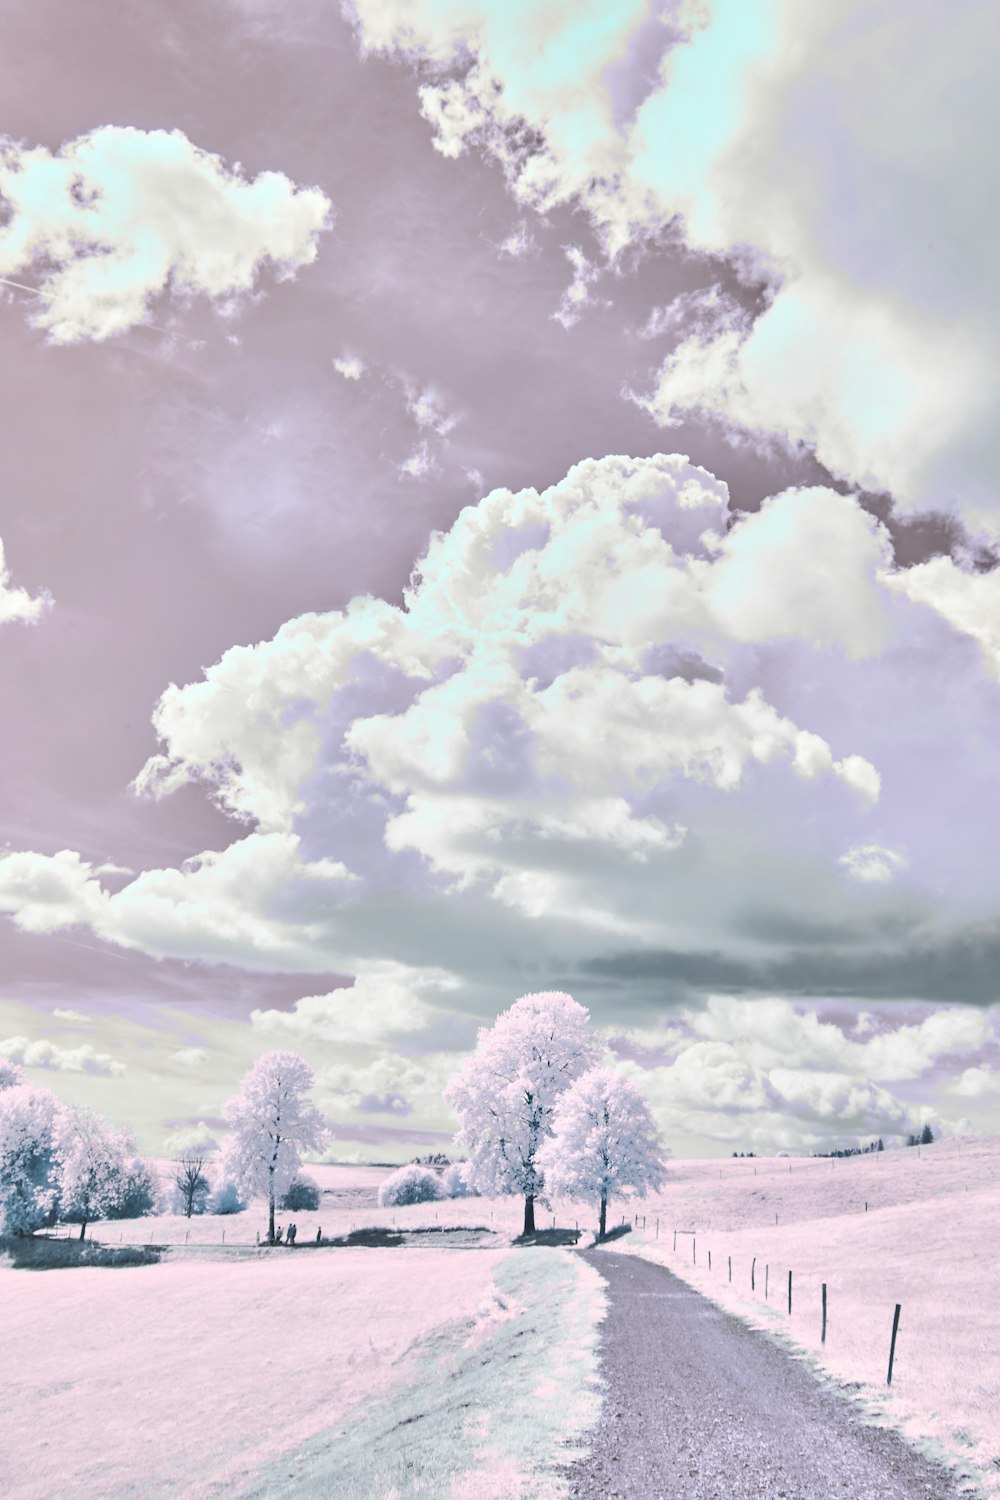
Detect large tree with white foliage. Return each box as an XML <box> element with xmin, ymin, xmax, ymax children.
<box><xmin>444</xmin><ymin>991</ymin><xmax>599</xmax><ymax>1236</ymax></box>
<box><xmin>537</xmin><ymin>1067</ymin><xmax>667</xmax><ymax>1239</ymax></box>
<box><xmin>52</xmin><ymin>1105</ymin><xmax>135</xmax><ymax>1241</ymax></box>
<box><xmin>0</xmin><ymin>1081</ymin><xmax>59</xmax><ymax>1235</ymax></box>
<box><xmin>222</xmin><ymin>1051</ymin><xmax>329</xmax><ymax>1244</ymax></box>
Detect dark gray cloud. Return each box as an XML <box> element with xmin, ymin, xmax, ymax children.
<box><xmin>583</xmin><ymin>922</ymin><xmax>1000</xmax><ymax>1006</ymax></box>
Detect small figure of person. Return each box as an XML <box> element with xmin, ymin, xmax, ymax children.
<box><xmin>255</xmin><ymin>1231</ymin><xmax>260</xmax><ymax>1246</ymax></box>
<box><xmin>274</xmin><ymin>1226</ymin><xmax>283</xmax><ymax>1244</ymax></box>
<box><xmin>316</xmin><ymin>1226</ymin><xmax>322</xmax><ymax>1245</ymax></box>
<box><xmin>287</xmin><ymin>1222</ymin><xmax>297</xmax><ymax>1246</ymax></box>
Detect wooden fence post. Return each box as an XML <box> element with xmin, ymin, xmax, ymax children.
<box><xmin>693</xmin><ymin>1237</ymin><xmax>696</xmax><ymax>1265</ymax></box>
<box><xmin>708</xmin><ymin>1249</ymin><xmax>712</xmax><ymax>1271</ymax></box>
<box><xmin>751</xmin><ymin>1256</ymin><xmax>756</xmax><ymax>1292</ymax></box>
<box><xmin>788</xmin><ymin>1269</ymin><xmax>792</xmax><ymax>1315</ymax></box>
<box><xmin>673</xmin><ymin>1228</ymin><xmax>677</xmax><ymax>1251</ymax></box>
<box><xmin>765</xmin><ymin>1264</ymin><xmax>769</xmax><ymax>1299</ymax></box>
<box><xmin>887</xmin><ymin>1304</ymin><xmax>901</xmax><ymax>1385</ymax></box>
<box><xmin>728</xmin><ymin>1255</ymin><xmax>732</xmax><ymax>1284</ymax></box>
<box><xmin>821</xmin><ymin>1283</ymin><xmax>827</xmax><ymax>1344</ymax></box>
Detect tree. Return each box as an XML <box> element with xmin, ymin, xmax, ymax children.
<box><xmin>444</xmin><ymin>991</ymin><xmax>599</xmax><ymax>1236</ymax></box>
<box><xmin>108</xmin><ymin>1156</ymin><xmax>158</xmax><ymax>1219</ymax></box>
<box><xmin>0</xmin><ymin>1058</ymin><xmax>25</xmax><ymax>1091</ymax></box>
<box><xmin>920</xmin><ymin>1122</ymin><xmax>934</xmax><ymax>1145</ymax></box>
<box><xmin>52</xmin><ymin>1105</ymin><xmax>134</xmax><ymax>1241</ymax></box>
<box><xmin>174</xmin><ymin>1156</ymin><xmax>211</xmax><ymax>1218</ymax></box>
<box><xmin>222</xmin><ymin>1051</ymin><xmax>329</xmax><ymax>1244</ymax></box>
<box><xmin>537</xmin><ymin>1066</ymin><xmax>667</xmax><ymax>1239</ymax></box>
<box><xmin>0</xmin><ymin>1082</ymin><xmax>58</xmax><ymax>1235</ymax></box>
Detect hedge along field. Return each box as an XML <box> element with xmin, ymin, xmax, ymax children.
<box><xmin>609</xmin><ymin>1135</ymin><xmax>1000</xmax><ymax>1499</ymax></box>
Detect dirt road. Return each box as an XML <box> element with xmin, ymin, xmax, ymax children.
<box><xmin>563</xmin><ymin>1250</ymin><xmax>971</xmax><ymax>1500</ymax></box>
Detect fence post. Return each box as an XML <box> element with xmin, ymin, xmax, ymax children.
<box><xmin>222</xmin><ymin>1229</ymin><xmax>225</xmax><ymax>1245</ymax></box>
<box><xmin>887</xmin><ymin>1304</ymin><xmax>901</xmax><ymax>1385</ymax></box>
<box><xmin>765</xmin><ymin>1264</ymin><xmax>769</xmax><ymax>1299</ymax></box>
<box><xmin>788</xmin><ymin>1269</ymin><xmax>792</xmax><ymax>1315</ymax></box>
<box><xmin>751</xmin><ymin>1256</ymin><xmax>756</xmax><ymax>1292</ymax></box>
<box><xmin>822</xmin><ymin>1283</ymin><xmax>827</xmax><ymax>1344</ymax></box>
<box><xmin>728</xmin><ymin>1255</ymin><xmax>732</xmax><ymax>1284</ymax></box>
<box><xmin>708</xmin><ymin>1250</ymin><xmax>712</xmax><ymax>1271</ymax></box>
<box><xmin>673</xmin><ymin>1228</ymin><xmax>677</xmax><ymax>1252</ymax></box>
<box><xmin>693</xmin><ymin>1237</ymin><xmax>696</xmax><ymax>1265</ymax></box>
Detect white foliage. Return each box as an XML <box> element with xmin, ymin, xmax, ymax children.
<box><xmin>52</xmin><ymin>1105</ymin><xmax>135</xmax><ymax>1233</ymax></box>
<box><xmin>537</xmin><ymin>1067</ymin><xmax>667</xmax><ymax>1221</ymax></box>
<box><xmin>0</xmin><ymin>1057</ymin><xmax>24</xmax><ymax>1090</ymax></box>
<box><xmin>222</xmin><ymin>1050</ymin><xmax>329</xmax><ymax>1214</ymax></box>
<box><xmin>377</xmin><ymin>1162</ymin><xmax>445</xmax><ymax>1207</ymax></box>
<box><xmin>445</xmin><ymin>991</ymin><xmax>599</xmax><ymax>1204</ymax></box>
<box><xmin>441</xmin><ymin>1160</ymin><xmax>479</xmax><ymax>1198</ymax></box>
<box><xmin>208</xmin><ymin>1178</ymin><xmax>246</xmax><ymax>1215</ymax></box>
<box><xmin>0</xmin><ymin>1082</ymin><xmax>58</xmax><ymax>1234</ymax></box>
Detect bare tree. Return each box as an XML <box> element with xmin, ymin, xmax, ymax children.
<box><xmin>174</xmin><ymin>1156</ymin><xmax>210</xmax><ymax>1217</ymax></box>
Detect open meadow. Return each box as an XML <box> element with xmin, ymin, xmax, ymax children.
<box><xmin>4</xmin><ymin>1138</ymin><xmax>999</xmax><ymax>1497</ymax></box>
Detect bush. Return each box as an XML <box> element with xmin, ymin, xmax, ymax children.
<box><xmin>377</xmin><ymin>1163</ymin><xmax>445</xmax><ymax>1208</ymax></box>
<box><xmin>441</xmin><ymin>1161</ymin><xmax>479</xmax><ymax>1198</ymax></box>
<box><xmin>1</xmin><ymin>1235</ymin><xmax>163</xmax><ymax>1270</ymax></box>
<box><xmin>281</xmin><ymin>1174</ymin><xmax>320</xmax><ymax>1211</ymax></box>
<box><xmin>209</xmin><ymin>1179</ymin><xmax>246</xmax><ymax>1215</ymax></box>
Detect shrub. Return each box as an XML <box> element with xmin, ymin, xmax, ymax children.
<box><xmin>441</xmin><ymin>1161</ymin><xmax>479</xmax><ymax>1198</ymax></box>
<box><xmin>377</xmin><ymin>1163</ymin><xmax>445</xmax><ymax>1208</ymax></box>
<box><xmin>280</xmin><ymin>1174</ymin><xmax>320</xmax><ymax>1211</ymax></box>
<box><xmin>1</xmin><ymin>1235</ymin><xmax>163</xmax><ymax>1270</ymax></box>
<box><xmin>209</xmin><ymin>1179</ymin><xmax>246</xmax><ymax>1215</ymax></box>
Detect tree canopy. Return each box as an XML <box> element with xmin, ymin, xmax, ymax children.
<box><xmin>445</xmin><ymin>991</ymin><xmax>599</xmax><ymax>1235</ymax></box>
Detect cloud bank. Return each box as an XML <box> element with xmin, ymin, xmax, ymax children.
<box><xmin>350</xmin><ymin>0</ymin><xmax>1000</xmax><ymax>526</ymax></box>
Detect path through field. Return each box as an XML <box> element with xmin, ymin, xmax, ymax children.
<box><xmin>563</xmin><ymin>1251</ymin><xmax>972</xmax><ymax>1500</ymax></box>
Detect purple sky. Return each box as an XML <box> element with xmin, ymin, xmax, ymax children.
<box><xmin>1</xmin><ymin>0</ymin><xmax>999</xmax><ymax>1159</ymax></box>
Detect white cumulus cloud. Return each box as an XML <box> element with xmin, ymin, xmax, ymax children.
<box><xmin>350</xmin><ymin>0</ymin><xmax>1000</xmax><ymax>525</ymax></box>
<box><xmin>0</xmin><ymin>1034</ymin><xmax>125</xmax><ymax>1076</ymax></box>
<box><xmin>0</xmin><ymin>126</ymin><xmax>331</xmax><ymax>343</ymax></box>
<box><xmin>839</xmin><ymin>843</ymin><xmax>908</xmax><ymax>884</ymax></box>
<box><xmin>0</xmin><ymin>537</ymin><xmax>51</xmax><ymax>625</ymax></box>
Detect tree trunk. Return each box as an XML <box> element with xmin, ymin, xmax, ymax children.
<box><xmin>78</xmin><ymin>1217</ymin><xmax>87</xmax><ymax>1242</ymax></box>
<box><xmin>522</xmin><ymin>1194</ymin><xmax>535</xmax><ymax>1236</ymax></box>
<box><xmin>268</xmin><ymin>1180</ymin><xmax>276</xmax><ymax>1245</ymax></box>
<box><xmin>599</xmin><ymin>1195</ymin><xmax>607</xmax><ymax>1240</ymax></box>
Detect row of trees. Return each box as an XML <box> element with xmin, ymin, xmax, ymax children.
<box><xmin>0</xmin><ymin>1050</ymin><xmax>331</xmax><ymax>1244</ymax></box>
<box><xmin>0</xmin><ymin>1059</ymin><xmax>158</xmax><ymax>1238</ymax></box>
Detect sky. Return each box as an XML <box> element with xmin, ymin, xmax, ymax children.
<box><xmin>2</xmin><ymin>0</ymin><xmax>1000</xmax><ymax>1161</ymax></box>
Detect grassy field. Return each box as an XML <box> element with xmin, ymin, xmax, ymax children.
<box><xmin>7</xmin><ymin>1137</ymin><xmax>998</xmax><ymax>1497</ymax></box>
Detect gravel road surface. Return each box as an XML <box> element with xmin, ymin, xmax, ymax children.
<box><xmin>562</xmin><ymin>1250</ymin><xmax>969</xmax><ymax>1500</ymax></box>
